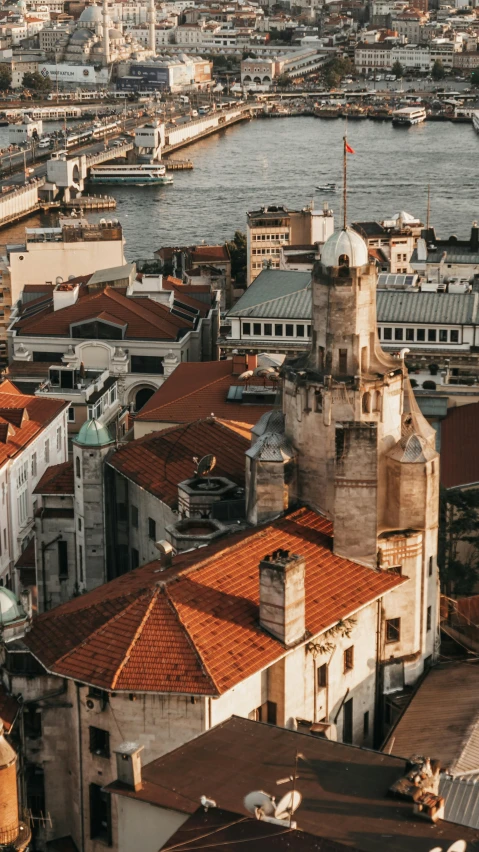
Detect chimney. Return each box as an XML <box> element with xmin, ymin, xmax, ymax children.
<box><xmin>259</xmin><ymin>550</ymin><xmax>306</xmax><ymax>647</ymax></box>
<box><xmin>53</xmin><ymin>281</ymin><xmax>79</xmax><ymax>311</ymax></box>
<box><xmin>154</xmin><ymin>539</ymin><xmax>173</xmax><ymax>569</ymax></box>
<box><xmin>231</xmin><ymin>353</ymin><xmax>258</xmax><ymax>375</ymax></box>
<box><xmin>114</xmin><ymin>742</ymin><xmax>144</xmax><ymax>791</ymax></box>
<box><xmin>471</xmin><ymin>221</ymin><xmax>479</xmax><ymax>253</ymax></box>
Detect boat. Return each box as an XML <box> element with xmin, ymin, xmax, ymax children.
<box><xmin>473</xmin><ymin>111</ymin><xmax>479</xmax><ymax>134</ymax></box>
<box><xmin>88</xmin><ymin>163</ymin><xmax>173</xmax><ymax>185</ymax></box>
<box><xmin>316</xmin><ymin>182</ymin><xmax>336</xmax><ymax>192</ymax></box>
<box><xmin>392</xmin><ymin>107</ymin><xmax>427</xmax><ymax>127</ymax></box>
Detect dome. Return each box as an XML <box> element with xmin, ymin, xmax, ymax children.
<box><xmin>79</xmin><ymin>4</ymin><xmax>103</xmax><ymax>23</ymax></box>
<box><xmin>320</xmin><ymin>228</ymin><xmax>368</xmax><ymax>269</ymax></box>
<box><xmin>0</xmin><ymin>588</ymin><xmax>25</xmax><ymax>625</ymax></box>
<box><xmin>75</xmin><ymin>419</ymin><xmax>113</xmax><ymax>447</ymax></box>
<box><xmin>71</xmin><ymin>29</ymin><xmax>93</xmax><ymax>40</ymax></box>
<box><xmin>109</xmin><ymin>28</ymin><xmax>122</xmax><ymax>39</ymax></box>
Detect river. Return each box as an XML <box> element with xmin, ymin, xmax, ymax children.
<box><xmin>0</xmin><ymin>115</ymin><xmax>477</xmax><ymax>258</ymax></box>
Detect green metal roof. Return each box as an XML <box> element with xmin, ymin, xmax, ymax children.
<box><xmin>228</xmin><ymin>269</ymin><xmax>311</xmax><ymax>320</ymax></box>
<box><xmin>376</xmin><ymin>291</ymin><xmax>479</xmax><ymax>326</ymax></box>
<box><xmin>74</xmin><ymin>419</ymin><xmax>113</xmax><ymax>447</ymax></box>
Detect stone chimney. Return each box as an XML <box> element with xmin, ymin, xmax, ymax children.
<box><xmin>114</xmin><ymin>742</ymin><xmax>144</xmax><ymax>791</ymax></box>
<box><xmin>259</xmin><ymin>550</ymin><xmax>306</xmax><ymax>647</ymax></box>
<box><xmin>53</xmin><ymin>281</ymin><xmax>80</xmax><ymax>312</ymax></box>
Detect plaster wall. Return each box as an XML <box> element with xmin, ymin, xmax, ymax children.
<box><xmin>116</xmin><ymin>799</ymin><xmax>187</xmax><ymax>852</ymax></box>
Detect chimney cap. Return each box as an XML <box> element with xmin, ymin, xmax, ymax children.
<box><xmin>114</xmin><ymin>742</ymin><xmax>144</xmax><ymax>757</ymax></box>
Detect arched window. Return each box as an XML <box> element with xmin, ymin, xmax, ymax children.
<box><xmin>76</xmin><ymin>456</ymin><xmax>81</xmax><ymax>478</ymax></box>
<box><xmin>338</xmin><ymin>254</ymin><xmax>350</xmax><ymax>267</ymax></box>
<box><xmin>362</xmin><ymin>392</ymin><xmax>371</xmax><ymax>414</ymax></box>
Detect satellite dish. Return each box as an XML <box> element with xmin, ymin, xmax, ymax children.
<box><xmin>196</xmin><ymin>454</ymin><xmax>216</xmax><ymax>477</ymax></box>
<box><xmin>238</xmin><ymin>370</ymin><xmax>254</xmax><ymax>381</ymax></box>
<box><xmin>275</xmin><ymin>790</ymin><xmax>302</xmax><ymax>821</ymax></box>
<box><xmin>244</xmin><ymin>791</ymin><xmax>275</xmax><ymax>817</ymax></box>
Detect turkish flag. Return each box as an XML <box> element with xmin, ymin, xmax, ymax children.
<box><xmin>345</xmin><ymin>142</ymin><xmax>355</xmax><ymax>154</ymax></box>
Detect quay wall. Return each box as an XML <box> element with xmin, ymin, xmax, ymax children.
<box><xmin>164</xmin><ymin>108</ymin><xmax>245</xmax><ymax>148</ymax></box>
<box><xmin>0</xmin><ymin>180</ymin><xmax>44</xmax><ymax>225</ymax></box>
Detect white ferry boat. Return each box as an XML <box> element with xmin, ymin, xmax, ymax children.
<box><xmin>473</xmin><ymin>111</ymin><xmax>479</xmax><ymax>134</ymax></box>
<box><xmin>392</xmin><ymin>107</ymin><xmax>427</xmax><ymax>127</ymax></box>
<box><xmin>89</xmin><ymin>163</ymin><xmax>173</xmax><ymax>186</ymax></box>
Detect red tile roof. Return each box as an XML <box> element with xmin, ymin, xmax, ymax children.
<box><xmin>0</xmin><ymin>379</ymin><xmax>21</xmax><ymax>395</ymax></box>
<box><xmin>0</xmin><ymin>390</ymin><xmax>68</xmax><ymax>469</ymax></box>
<box><xmin>108</xmin><ymin>419</ymin><xmax>248</xmax><ymax>506</ymax></box>
<box><xmin>440</xmin><ymin>402</ymin><xmax>479</xmax><ymax>488</ymax></box>
<box><xmin>34</xmin><ymin>461</ymin><xmax>74</xmax><ymax>495</ymax></box>
<box><xmin>14</xmin><ymin>287</ymin><xmax>206</xmax><ymax>341</ymax></box>
<box><xmin>135</xmin><ymin>360</ymin><xmax>276</xmax><ymax>427</ymax></box>
<box><xmin>15</xmin><ymin>537</ymin><xmax>35</xmax><ymax>570</ymax></box>
<box><xmin>190</xmin><ymin>245</ymin><xmax>230</xmax><ymax>264</ymax></box>
<box><xmin>24</xmin><ymin>507</ymin><xmax>405</xmax><ymax>696</ymax></box>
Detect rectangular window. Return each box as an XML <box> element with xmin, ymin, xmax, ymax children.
<box><xmin>44</xmin><ymin>439</ymin><xmax>50</xmax><ymax>464</ymax></box>
<box><xmin>131</xmin><ymin>548</ymin><xmax>139</xmax><ymax>570</ymax></box>
<box><xmin>450</xmin><ymin>330</ymin><xmax>459</xmax><ymax>343</ymax></box>
<box><xmin>439</xmin><ymin>329</ymin><xmax>447</xmax><ymax>342</ymax></box>
<box><xmin>307</xmin><ymin>325</ymin><xmax>311</xmax><ymax>337</ymax></box>
<box><xmin>131</xmin><ymin>505</ymin><xmax>139</xmax><ymax>528</ymax></box>
<box><xmin>68</xmin><ymin>407</ymin><xmax>75</xmax><ymax>423</ymax></box>
<box><xmin>394</xmin><ymin>328</ymin><xmax>403</xmax><ymax>341</ymax></box>
<box><xmin>264</xmin><ymin>323</ymin><xmax>272</xmax><ymax>336</ymax></box>
<box><xmin>339</xmin><ymin>349</ymin><xmax>348</xmax><ymax>374</ymax></box>
<box><xmin>377</xmin><ymin>327</ymin><xmax>382</xmax><ymax>339</ymax></box>
<box><xmin>386</xmin><ymin>617</ymin><xmax>401</xmax><ymax>643</ymax></box>
<box><xmin>130</xmin><ymin>355</ymin><xmax>164</xmax><ymax>374</ymax></box>
<box><xmin>406</xmin><ymin>328</ymin><xmax>414</xmax><ymax>341</ymax></box>
<box><xmin>89</xmin><ymin>726</ymin><xmax>110</xmax><ymax>758</ymax></box>
<box><xmin>317</xmin><ymin>663</ymin><xmax>328</xmax><ymax>688</ymax></box>
<box><xmin>79</xmin><ymin>545</ymin><xmax>83</xmax><ymax>583</ymax></box>
<box><xmin>363</xmin><ymin>710</ymin><xmax>369</xmax><ymax>738</ymax></box>
<box><xmin>253</xmin><ymin>323</ymin><xmax>261</xmax><ymax>336</ymax></box>
<box><xmin>427</xmin><ymin>605</ymin><xmax>432</xmax><ymax>631</ymax></box>
<box><xmin>31</xmin><ymin>453</ymin><xmax>37</xmax><ymax>478</ymax></box>
<box><xmin>89</xmin><ymin>783</ymin><xmax>112</xmax><ymax>845</ymax></box>
<box><xmin>344</xmin><ymin>646</ymin><xmax>354</xmax><ymax>672</ymax></box>
<box><xmin>285</xmin><ymin>324</ymin><xmax>294</xmax><ymax>337</ymax></box>
<box><xmin>58</xmin><ymin>540</ymin><xmax>68</xmax><ymax>579</ymax></box>
<box><xmin>429</xmin><ymin>556</ymin><xmax>433</xmax><ymax>576</ymax></box>
<box><xmin>417</xmin><ymin>329</ymin><xmax>426</xmax><ymax>342</ymax></box>
<box><xmin>274</xmin><ymin>323</ymin><xmax>283</xmax><ymax>336</ymax></box>
<box><xmin>428</xmin><ymin>329</ymin><xmax>437</xmax><ymax>342</ymax></box>
<box><xmin>343</xmin><ymin>697</ymin><xmax>353</xmax><ymax>744</ymax></box>
<box><xmin>56</xmin><ymin>426</ymin><xmax>62</xmax><ymax>452</ymax></box>
<box><xmin>148</xmin><ymin>517</ymin><xmax>156</xmax><ymax>541</ymax></box>
<box><xmin>243</xmin><ymin>322</ymin><xmax>251</xmax><ymax>335</ymax></box>
<box><xmin>296</xmin><ymin>325</ymin><xmax>305</xmax><ymax>337</ymax></box>
<box><xmin>383</xmin><ymin>328</ymin><xmax>392</xmax><ymax>340</ymax></box>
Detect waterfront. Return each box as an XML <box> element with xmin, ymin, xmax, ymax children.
<box><xmin>0</xmin><ymin>116</ymin><xmax>477</xmax><ymax>257</ymax></box>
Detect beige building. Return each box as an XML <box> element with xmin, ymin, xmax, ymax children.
<box><xmin>352</xmin><ymin>211</ymin><xmax>424</xmax><ymax>274</ymax></box>
<box><xmin>246</xmin><ymin>202</ymin><xmax>334</xmax><ymax>284</ymax></box>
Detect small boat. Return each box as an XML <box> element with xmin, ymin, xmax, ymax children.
<box><xmin>316</xmin><ymin>182</ymin><xmax>336</xmax><ymax>192</ymax></box>
<box><xmin>392</xmin><ymin>107</ymin><xmax>427</xmax><ymax>127</ymax></box>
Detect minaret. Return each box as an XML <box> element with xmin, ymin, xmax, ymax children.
<box><xmin>102</xmin><ymin>0</ymin><xmax>110</xmax><ymax>66</ymax></box>
<box><xmin>148</xmin><ymin>0</ymin><xmax>156</xmax><ymax>53</ymax></box>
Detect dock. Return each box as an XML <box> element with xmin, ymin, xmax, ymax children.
<box><xmin>163</xmin><ymin>159</ymin><xmax>193</xmax><ymax>170</ymax></box>
<box><xmin>62</xmin><ymin>195</ymin><xmax>116</xmax><ymax>210</ymax></box>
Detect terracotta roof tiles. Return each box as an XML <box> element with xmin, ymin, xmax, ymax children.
<box><xmin>0</xmin><ymin>390</ymin><xmax>68</xmax><ymax>469</ymax></box>
<box><xmin>24</xmin><ymin>508</ymin><xmax>405</xmax><ymax>696</ymax></box>
<box><xmin>108</xmin><ymin>419</ymin><xmax>248</xmax><ymax>506</ymax></box>
<box><xmin>34</xmin><ymin>461</ymin><xmax>74</xmax><ymax>495</ymax></box>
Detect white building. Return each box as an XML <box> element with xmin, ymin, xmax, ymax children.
<box><xmin>0</xmin><ymin>378</ymin><xmax>68</xmax><ymax>591</ymax></box>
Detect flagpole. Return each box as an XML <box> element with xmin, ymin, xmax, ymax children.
<box><xmin>343</xmin><ymin>134</ymin><xmax>347</xmax><ymax>231</ymax></box>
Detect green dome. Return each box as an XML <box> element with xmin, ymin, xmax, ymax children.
<box><xmin>75</xmin><ymin>419</ymin><xmax>113</xmax><ymax>447</ymax></box>
<box><xmin>0</xmin><ymin>587</ymin><xmax>26</xmax><ymax>625</ymax></box>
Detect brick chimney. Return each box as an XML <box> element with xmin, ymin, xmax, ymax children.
<box><xmin>231</xmin><ymin>353</ymin><xmax>258</xmax><ymax>375</ymax></box>
<box><xmin>259</xmin><ymin>550</ymin><xmax>306</xmax><ymax>646</ymax></box>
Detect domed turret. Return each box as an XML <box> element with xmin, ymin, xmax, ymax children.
<box><xmin>74</xmin><ymin>419</ymin><xmax>113</xmax><ymax>447</ymax></box>
<box><xmin>320</xmin><ymin>227</ymin><xmax>368</xmax><ymax>269</ymax></box>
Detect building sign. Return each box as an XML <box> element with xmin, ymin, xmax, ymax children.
<box><xmin>38</xmin><ymin>64</ymin><xmax>109</xmax><ymax>83</ymax></box>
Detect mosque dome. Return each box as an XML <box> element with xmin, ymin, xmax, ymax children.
<box><xmin>0</xmin><ymin>588</ymin><xmax>26</xmax><ymax>625</ymax></box>
<box><xmin>108</xmin><ymin>28</ymin><xmax>122</xmax><ymax>39</ymax></box>
<box><xmin>320</xmin><ymin>228</ymin><xmax>368</xmax><ymax>269</ymax></box>
<box><xmin>75</xmin><ymin>419</ymin><xmax>113</xmax><ymax>447</ymax></box>
<box><xmin>79</xmin><ymin>4</ymin><xmax>103</xmax><ymax>23</ymax></box>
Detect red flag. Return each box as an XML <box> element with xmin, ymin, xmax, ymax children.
<box><xmin>345</xmin><ymin>142</ymin><xmax>355</xmax><ymax>154</ymax></box>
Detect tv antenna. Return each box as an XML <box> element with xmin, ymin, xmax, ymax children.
<box><xmin>194</xmin><ymin>454</ymin><xmax>216</xmax><ymax>477</ymax></box>
<box><xmin>243</xmin><ymin>788</ymin><xmax>302</xmax><ymax>829</ymax></box>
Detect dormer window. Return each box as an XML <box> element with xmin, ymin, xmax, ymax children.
<box><xmin>70</xmin><ymin>318</ymin><xmax>126</xmax><ymax>340</ymax></box>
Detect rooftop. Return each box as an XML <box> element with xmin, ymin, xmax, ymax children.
<box><xmin>376</xmin><ymin>290</ymin><xmax>479</xmax><ymax>326</ymax></box>
<box><xmin>23</xmin><ymin>507</ymin><xmax>404</xmax><ymax>696</ymax></box>
<box><xmin>383</xmin><ymin>662</ymin><xmax>479</xmax><ymax>776</ymax></box>
<box><xmin>441</xmin><ymin>402</ymin><xmax>479</xmax><ymax>489</ymax></box>
<box><xmin>134</xmin><ymin>359</ymin><xmax>277</xmax><ymax>427</ymax></box>
<box><xmin>34</xmin><ymin>461</ymin><xmax>74</xmax><ymax>495</ymax></box>
<box><xmin>228</xmin><ymin>269</ymin><xmax>311</xmax><ymax>319</ymax></box>
<box><xmin>106</xmin><ymin>716</ymin><xmax>479</xmax><ymax>852</ymax></box>
<box><xmin>108</xmin><ymin>418</ymin><xmax>249</xmax><ymax>507</ymax></box>
<box><xmin>0</xmin><ymin>381</ymin><xmax>68</xmax><ymax>469</ymax></box>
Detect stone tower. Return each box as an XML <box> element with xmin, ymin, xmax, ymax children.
<box><xmin>148</xmin><ymin>0</ymin><xmax>156</xmax><ymax>53</ymax></box>
<box><xmin>73</xmin><ymin>419</ymin><xmax>114</xmax><ymax>593</ymax></box>
<box><xmin>102</xmin><ymin>0</ymin><xmax>110</xmax><ymax>66</ymax></box>
<box><xmin>282</xmin><ymin>227</ymin><xmax>440</xmax><ymax>683</ymax></box>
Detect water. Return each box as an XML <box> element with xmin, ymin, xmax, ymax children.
<box><xmin>1</xmin><ymin>116</ymin><xmax>478</xmax><ymax>257</ymax></box>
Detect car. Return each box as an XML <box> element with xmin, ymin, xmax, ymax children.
<box><xmin>38</xmin><ymin>138</ymin><xmax>51</xmax><ymax>149</ymax></box>
<box><xmin>191</xmin><ymin>109</ymin><xmax>198</xmax><ymax>117</ymax></box>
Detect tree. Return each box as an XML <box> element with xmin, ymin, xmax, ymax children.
<box><xmin>323</xmin><ymin>57</ymin><xmax>353</xmax><ymax>89</ymax></box>
<box><xmin>438</xmin><ymin>487</ymin><xmax>479</xmax><ymax>596</ymax></box>
<box><xmin>432</xmin><ymin>59</ymin><xmax>445</xmax><ymax>81</ymax></box>
<box><xmin>391</xmin><ymin>60</ymin><xmax>404</xmax><ymax>79</ymax></box>
<box><xmin>0</xmin><ymin>65</ymin><xmax>11</xmax><ymax>90</ymax></box>
<box><xmin>276</xmin><ymin>72</ymin><xmax>290</xmax><ymax>88</ymax></box>
<box><xmin>22</xmin><ymin>71</ymin><xmax>52</xmax><ymax>92</ymax></box>
<box><xmin>226</xmin><ymin>231</ymin><xmax>247</xmax><ymax>286</ymax></box>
